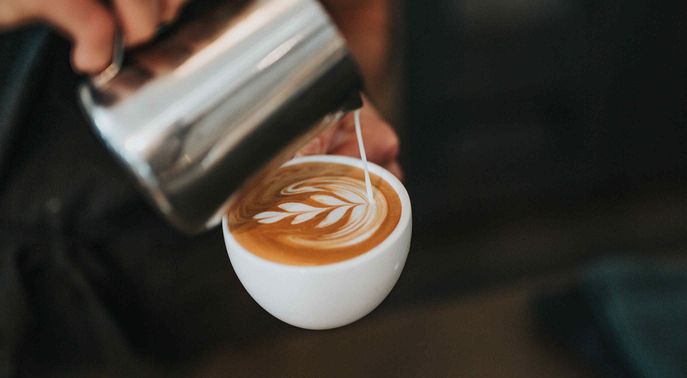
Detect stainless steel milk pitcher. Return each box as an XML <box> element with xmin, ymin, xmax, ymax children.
<box><xmin>78</xmin><ymin>0</ymin><xmax>362</xmax><ymax>233</ymax></box>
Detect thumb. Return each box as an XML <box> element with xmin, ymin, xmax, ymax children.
<box><xmin>7</xmin><ymin>0</ymin><xmax>117</xmax><ymax>73</ymax></box>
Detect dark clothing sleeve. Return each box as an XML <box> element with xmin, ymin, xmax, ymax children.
<box><xmin>0</xmin><ymin>28</ymin><xmax>258</xmax><ymax>377</ymax></box>
<box><xmin>0</xmin><ymin>27</ymin><xmax>51</xmax><ymax>177</ymax></box>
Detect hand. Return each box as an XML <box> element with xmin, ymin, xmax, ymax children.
<box><xmin>298</xmin><ymin>98</ymin><xmax>403</xmax><ymax>179</ymax></box>
<box><xmin>0</xmin><ymin>0</ymin><xmax>188</xmax><ymax>73</ymax></box>
<box><xmin>297</xmin><ymin>2</ymin><xmax>403</xmax><ymax>180</ymax></box>
<box><xmin>322</xmin><ymin>0</ymin><xmax>390</xmax><ymax>110</ymax></box>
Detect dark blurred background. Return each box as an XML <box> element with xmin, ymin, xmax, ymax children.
<box><xmin>4</xmin><ymin>0</ymin><xmax>686</xmax><ymax>377</ymax></box>
<box><xmin>401</xmin><ymin>0</ymin><xmax>687</xmax><ymax>290</ymax></box>
<box><xmin>386</xmin><ymin>0</ymin><xmax>687</xmax><ymax>375</ymax></box>
<box><xmin>192</xmin><ymin>0</ymin><xmax>687</xmax><ymax>376</ymax></box>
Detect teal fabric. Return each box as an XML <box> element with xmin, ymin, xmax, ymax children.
<box><xmin>581</xmin><ymin>260</ymin><xmax>687</xmax><ymax>378</ymax></box>
<box><xmin>535</xmin><ymin>259</ymin><xmax>687</xmax><ymax>378</ymax></box>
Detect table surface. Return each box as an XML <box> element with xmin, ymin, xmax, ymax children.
<box><xmin>183</xmin><ymin>186</ymin><xmax>687</xmax><ymax>378</ymax></box>
<box><xmin>191</xmin><ymin>275</ymin><xmax>601</xmax><ymax>378</ymax></box>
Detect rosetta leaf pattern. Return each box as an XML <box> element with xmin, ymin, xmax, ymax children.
<box><xmin>254</xmin><ymin>194</ymin><xmax>364</xmax><ymax>226</ymax></box>
<box><xmin>292</xmin><ymin>211</ymin><xmax>320</xmax><ymax>224</ymax></box>
<box><xmin>311</xmin><ymin>195</ymin><xmax>347</xmax><ymax>206</ymax></box>
<box><xmin>316</xmin><ymin>206</ymin><xmax>350</xmax><ymax>228</ymax></box>
<box><xmin>278</xmin><ymin>203</ymin><xmax>319</xmax><ymax>212</ymax></box>
<box><xmin>253</xmin><ymin>211</ymin><xmax>293</xmax><ymax>224</ymax></box>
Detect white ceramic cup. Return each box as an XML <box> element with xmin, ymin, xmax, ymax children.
<box><xmin>222</xmin><ymin>155</ymin><xmax>412</xmax><ymax>330</ymax></box>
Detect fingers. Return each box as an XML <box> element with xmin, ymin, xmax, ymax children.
<box><xmin>3</xmin><ymin>0</ymin><xmax>179</xmax><ymax>73</ymax></box>
<box><xmin>161</xmin><ymin>0</ymin><xmax>188</xmax><ymax>23</ymax></box>
<box><xmin>329</xmin><ymin>116</ymin><xmax>399</xmax><ymax>164</ymax></box>
<box><xmin>0</xmin><ymin>1</ymin><xmax>27</xmax><ymax>27</ymax></box>
<box><xmin>296</xmin><ymin>120</ymin><xmax>345</xmax><ymax>156</ymax></box>
<box><xmin>322</xmin><ymin>0</ymin><xmax>389</xmax><ymax>104</ymax></box>
<box><xmin>113</xmin><ymin>0</ymin><xmax>160</xmax><ymax>46</ymax></box>
<box><xmin>327</xmin><ymin>118</ymin><xmax>403</xmax><ymax>180</ymax></box>
<box><xmin>384</xmin><ymin>160</ymin><xmax>404</xmax><ymax>180</ymax></box>
<box><xmin>329</xmin><ymin>104</ymin><xmax>400</xmax><ymax>164</ymax></box>
<box><xmin>294</xmin><ymin>99</ymin><xmax>404</xmax><ymax>179</ymax></box>
<box><xmin>28</xmin><ymin>0</ymin><xmax>117</xmax><ymax>73</ymax></box>
<box><xmin>300</xmin><ymin>98</ymin><xmax>401</xmax><ymax>164</ymax></box>
<box><xmin>297</xmin><ymin>136</ymin><xmax>325</xmax><ymax>156</ymax></box>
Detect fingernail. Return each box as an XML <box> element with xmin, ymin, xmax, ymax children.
<box><xmin>299</xmin><ymin>138</ymin><xmax>322</xmax><ymax>155</ymax></box>
<box><xmin>330</xmin><ymin>128</ymin><xmax>347</xmax><ymax>150</ymax></box>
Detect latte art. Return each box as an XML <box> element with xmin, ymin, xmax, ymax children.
<box><xmin>228</xmin><ymin>162</ymin><xmax>401</xmax><ymax>266</ymax></box>
<box><xmin>254</xmin><ymin>176</ymin><xmax>388</xmax><ymax>249</ymax></box>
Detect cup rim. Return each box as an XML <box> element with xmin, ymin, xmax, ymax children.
<box><xmin>222</xmin><ymin>154</ymin><xmax>411</xmax><ymax>273</ymax></box>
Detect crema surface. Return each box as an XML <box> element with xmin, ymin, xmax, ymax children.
<box><xmin>228</xmin><ymin>162</ymin><xmax>401</xmax><ymax>266</ymax></box>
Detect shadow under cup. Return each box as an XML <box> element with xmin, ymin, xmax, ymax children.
<box><xmin>222</xmin><ymin>155</ymin><xmax>412</xmax><ymax>330</ymax></box>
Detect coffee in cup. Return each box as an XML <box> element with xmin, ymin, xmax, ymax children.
<box><xmin>227</xmin><ymin>162</ymin><xmax>401</xmax><ymax>265</ymax></box>
<box><xmin>223</xmin><ymin>155</ymin><xmax>412</xmax><ymax>329</ymax></box>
